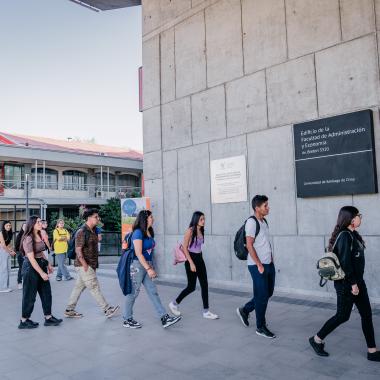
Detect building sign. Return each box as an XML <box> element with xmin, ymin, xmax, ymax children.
<box><xmin>294</xmin><ymin>110</ymin><xmax>378</xmax><ymax>198</ymax></box>
<box><xmin>121</xmin><ymin>197</ymin><xmax>150</xmax><ymax>238</ymax></box>
<box><xmin>210</xmin><ymin>155</ymin><xmax>247</xmax><ymax>204</ymax></box>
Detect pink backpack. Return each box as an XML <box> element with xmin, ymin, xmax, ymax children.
<box><xmin>173</xmin><ymin>242</ymin><xmax>187</xmax><ymax>265</ymax></box>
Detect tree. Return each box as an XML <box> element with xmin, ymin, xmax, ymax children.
<box><xmin>99</xmin><ymin>198</ymin><xmax>121</xmax><ymax>232</ymax></box>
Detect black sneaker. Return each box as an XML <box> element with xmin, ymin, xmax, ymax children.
<box><xmin>50</xmin><ymin>315</ymin><xmax>63</xmax><ymax>324</ymax></box>
<box><xmin>256</xmin><ymin>325</ymin><xmax>276</xmax><ymax>339</ymax></box>
<box><xmin>161</xmin><ymin>314</ymin><xmax>181</xmax><ymax>329</ymax></box>
<box><xmin>309</xmin><ymin>336</ymin><xmax>329</xmax><ymax>357</ymax></box>
<box><xmin>123</xmin><ymin>318</ymin><xmax>142</xmax><ymax>329</ymax></box>
<box><xmin>56</xmin><ymin>277</ymin><xmax>62</xmax><ymax>282</ymax></box>
<box><xmin>18</xmin><ymin>319</ymin><xmax>39</xmax><ymax>329</ymax></box>
<box><xmin>236</xmin><ymin>307</ymin><xmax>249</xmax><ymax>327</ymax></box>
<box><xmin>367</xmin><ymin>351</ymin><xmax>380</xmax><ymax>362</ymax></box>
<box><xmin>44</xmin><ymin>317</ymin><xmax>61</xmax><ymax>326</ymax></box>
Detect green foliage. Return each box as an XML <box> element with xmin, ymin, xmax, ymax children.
<box><xmin>99</xmin><ymin>198</ymin><xmax>121</xmax><ymax>232</ymax></box>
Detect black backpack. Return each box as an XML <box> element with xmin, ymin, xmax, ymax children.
<box><xmin>67</xmin><ymin>225</ymin><xmax>91</xmax><ymax>260</ymax></box>
<box><xmin>234</xmin><ymin>216</ymin><xmax>268</xmax><ymax>260</ymax></box>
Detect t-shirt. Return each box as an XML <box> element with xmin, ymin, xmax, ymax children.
<box><xmin>22</xmin><ymin>236</ymin><xmax>46</xmax><ymax>259</ymax></box>
<box><xmin>245</xmin><ymin>217</ymin><xmax>272</xmax><ymax>266</ymax></box>
<box><xmin>132</xmin><ymin>229</ymin><xmax>155</xmax><ymax>262</ymax></box>
<box><xmin>74</xmin><ymin>225</ymin><xmax>99</xmax><ymax>270</ymax></box>
<box><xmin>53</xmin><ymin>228</ymin><xmax>70</xmax><ymax>254</ymax></box>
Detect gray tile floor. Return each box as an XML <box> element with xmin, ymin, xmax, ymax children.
<box><xmin>0</xmin><ymin>265</ymin><xmax>379</xmax><ymax>380</ymax></box>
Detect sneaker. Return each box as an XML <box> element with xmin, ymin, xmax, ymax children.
<box><xmin>65</xmin><ymin>277</ymin><xmax>74</xmax><ymax>281</ymax></box>
<box><xmin>0</xmin><ymin>288</ymin><xmax>12</xmax><ymax>293</ymax></box>
<box><xmin>18</xmin><ymin>319</ymin><xmax>39</xmax><ymax>329</ymax></box>
<box><xmin>168</xmin><ymin>301</ymin><xmax>181</xmax><ymax>316</ymax></box>
<box><xmin>256</xmin><ymin>325</ymin><xmax>276</xmax><ymax>339</ymax></box>
<box><xmin>309</xmin><ymin>336</ymin><xmax>329</xmax><ymax>357</ymax></box>
<box><xmin>44</xmin><ymin>317</ymin><xmax>61</xmax><ymax>327</ymax></box>
<box><xmin>17</xmin><ymin>283</ymin><xmax>23</xmax><ymax>290</ymax></box>
<box><xmin>368</xmin><ymin>351</ymin><xmax>380</xmax><ymax>362</ymax></box>
<box><xmin>161</xmin><ymin>314</ymin><xmax>181</xmax><ymax>329</ymax></box>
<box><xmin>50</xmin><ymin>315</ymin><xmax>63</xmax><ymax>324</ymax></box>
<box><xmin>236</xmin><ymin>307</ymin><xmax>249</xmax><ymax>327</ymax></box>
<box><xmin>123</xmin><ymin>318</ymin><xmax>142</xmax><ymax>329</ymax></box>
<box><xmin>203</xmin><ymin>311</ymin><xmax>219</xmax><ymax>320</ymax></box>
<box><xmin>64</xmin><ymin>309</ymin><xmax>83</xmax><ymax>318</ymax></box>
<box><xmin>56</xmin><ymin>277</ymin><xmax>62</xmax><ymax>282</ymax></box>
<box><xmin>105</xmin><ymin>305</ymin><xmax>120</xmax><ymax>319</ymax></box>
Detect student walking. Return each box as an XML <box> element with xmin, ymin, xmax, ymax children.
<box><xmin>236</xmin><ymin>195</ymin><xmax>276</xmax><ymax>339</ymax></box>
<box><xmin>123</xmin><ymin>210</ymin><xmax>181</xmax><ymax>329</ymax></box>
<box><xmin>169</xmin><ymin>211</ymin><xmax>218</xmax><ymax>320</ymax></box>
<box><xmin>53</xmin><ymin>219</ymin><xmax>73</xmax><ymax>281</ymax></box>
<box><xmin>15</xmin><ymin>223</ymin><xmax>26</xmax><ymax>290</ymax></box>
<box><xmin>0</xmin><ymin>220</ymin><xmax>16</xmax><ymax>293</ymax></box>
<box><xmin>64</xmin><ymin>209</ymin><xmax>119</xmax><ymax>319</ymax></box>
<box><xmin>309</xmin><ymin>206</ymin><xmax>380</xmax><ymax>361</ymax></box>
<box><xmin>18</xmin><ymin>216</ymin><xmax>62</xmax><ymax>329</ymax></box>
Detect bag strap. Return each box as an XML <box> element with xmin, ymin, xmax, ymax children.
<box><xmin>331</xmin><ymin>230</ymin><xmax>354</xmax><ymax>252</ymax></box>
<box><xmin>249</xmin><ymin>215</ymin><xmax>268</xmax><ymax>238</ymax></box>
<box><xmin>319</xmin><ymin>276</ymin><xmax>328</xmax><ymax>287</ymax></box>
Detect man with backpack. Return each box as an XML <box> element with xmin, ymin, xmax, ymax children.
<box><xmin>236</xmin><ymin>195</ymin><xmax>276</xmax><ymax>339</ymax></box>
<box><xmin>64</xmin><ymin>209</ymin><xmax>119</xmax><ymax>319</ymax></box>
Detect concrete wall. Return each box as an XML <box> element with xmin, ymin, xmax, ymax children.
<box><xmin>142</xmin><ymin>0</ymin><xmax>380</xmax><ymax>301</ymax></box>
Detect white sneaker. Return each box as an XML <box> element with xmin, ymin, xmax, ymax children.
<box><xmin>203</xmin><ymin>311</ymin><xmax>219</xmax><ymax>320</ymax></box>
<box><xmin>0</xmin><ymin>288</ymin><xmax>12</xmax><ymax>293</ymax></box>
<box><xmin>168</xmin><ymin>301</ymin><xmax>181</xmax><ymax>316</ymax></box>
<box><xmin>17</xmin><ymin>283</ymin><xmax>23</xmax><ymax>290</ymax></box>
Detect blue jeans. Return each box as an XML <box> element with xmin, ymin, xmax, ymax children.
<box><xmin>56</xmin><ymin>253</ymin><xmax>71</xmax><ymax>280</ymax></box>
<box><xmin>0</xmin><ymin>247</ymin><xmax>10</xmax><ymax>290</ymax></box>
<box><xmin>243</xmin><ymin>263</ymin><xmax>275</xmax><ymax>329</ymax></box>
<box><xmin>123</xmin><ymin>260</ymin><xmax>166</xmax><ymax>320</ymax></box>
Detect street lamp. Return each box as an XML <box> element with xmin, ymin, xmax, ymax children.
<box><xmin>25</xmin><ymin>173</ymin><xmax>29</xmax><ymax>220</ymax></box>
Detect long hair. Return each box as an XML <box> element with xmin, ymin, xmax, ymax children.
<box><xmin>328</xmin><ymin>206</ymin><xmax>364</xmax><ymax>250</ymax></box>
<box><xmin>55</xmin><ymin>219</ymin><xmax>64</xmax><ymax>228</ymax></box>
<box><xmin>1</xmin><ymin>220</ymin><xmax>13</xmax><ymax>246</ymax></box>
<box><xmin>132</xmin><ymin>210</ymin><xmax>154</xmax><ymax>238</ymax></box>
<box><xmin>189</xmin><ymin>211</ymin><xmax>205</xmax><ymax>247</ymax></box>
<box><xmin>20</xmin><ymin>216</ymin><xmax>42</xmax><ymax>255</ymax></box>
<box><xmin>14</xmin><ymin>223</ymin><xmax>26</xmax><ymax>252</ymax></box>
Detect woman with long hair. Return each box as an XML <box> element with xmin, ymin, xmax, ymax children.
<box><xmin>15</xmin><ymin>222</ymin><xmax>27</xmax><ymax>290</ymax></box>
<box><xmin>0</xmin><ymin>220</ymin><xmax>16</xmax><ymax>293</ymax></box>
<box><xmin>169</xmin><ymin>211</ymin><xmax>219</xmax><ymax>320</ymax></box>
<box><xmin>123</xmin><ymin>210</ymin><xmax>181</xmax><ymax>329</ymax></box>
<box><xmin>309</xmin><ymin>206</ymin><xmax>380</xmax><ymax>361</ymax></box>
<box><xmin>18</xmin><ymin>216</ymin><xmax>62</xmax><ymax>329</ymax></box>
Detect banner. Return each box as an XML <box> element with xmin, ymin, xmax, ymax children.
<box><xmin>120</xmin><ymin>197</ymin><xmax>150</xmax><ymax>239</ymax></box>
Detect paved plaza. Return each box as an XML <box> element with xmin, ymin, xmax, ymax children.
<box><xmin>0</xmin><ymin>264</ymin><xmax>379</xmax><ymax>380</ymax></box>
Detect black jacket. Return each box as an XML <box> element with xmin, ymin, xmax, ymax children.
<box><xmin>333</xmin><ymin>229</ymin><xmax>365</xmax><ymax>285</ymax></box>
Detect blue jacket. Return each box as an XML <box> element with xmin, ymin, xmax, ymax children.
<box><xmin>116</xmin><ymin>233</ymin><xmax>134</xmax><ymax>296</ymax></box>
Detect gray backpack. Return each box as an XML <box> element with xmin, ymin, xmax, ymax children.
<box><xmin>317</xmin><ymin>231</ymin><xmax>353</xmax><ymax>287</ymax></box>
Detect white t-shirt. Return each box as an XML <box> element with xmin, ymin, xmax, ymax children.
<box><xmin>245</xmin><ymin>217</ymin><xmax>272</xmax><ymax>266</ymax></box>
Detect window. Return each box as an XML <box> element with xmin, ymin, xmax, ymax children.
<box><xmin>118</xmin><ymin>174</ymin><xmax>140</xmax><ymax>188</ymax></box>
<box><xmin>95</xmin><ymin>172</ymin><xmax>115</xmax><ymax>191</ymax></box>
<box><xmin>31</xmin><ymin>168</ymin><xmax>58</xmax><ymax>189</ymax></box>
<box><xmin>63</xmin><ymin>170</ymin><xmax>87</xmax><ymax>190</ymax></box>
<box><xmin>3</xmin><ymin>164</ymin><xmax>24</xmax><ymax>189</ymax></box>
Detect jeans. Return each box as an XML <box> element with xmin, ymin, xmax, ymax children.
<box><xmin>0</xmin><ymin>247</ymin><xmax>10</xmax><ymax>290</ymax></box>
<box><xmin>17</xmin><ymin>253</ymin><xmax>24</xmax><ymax>284</ymax></box>
<box><xmin>317</xmin><ymin>280</ymin><xmax>376</xmax><ymax>348</ymax></box>
<box><xmin>123</xmin><ymin>260</ymin><xmax>166</xmax><ymax>320</ymax></box>
<box><xmin>243</xmin><ymin>263</ymin><xmax>276</xmax><ymax>329</ymax></box>
<box><xmin>22</xmin><ymin>258</ymin><xmax>52</xmax><ymax>318</ymax></box>
<box><xmin>56</xmin><ymin>253</ymin><xmax>71</xmax><ymax>280</ymax></box>
<box><xmin>176</xmin><ymin>252</ymin><xmax>209</xmax><ymax>309</ymax></box>
<box><xmin>67</xmin><ymin>266</ymin><xmax>109</xmax><ymax>312</ymax></box>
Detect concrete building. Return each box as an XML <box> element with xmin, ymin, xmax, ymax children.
<box><xmin>79</xmin><ymin>1</ymin><xmax>380</xmax><ymax>301</ymax></box>
<box><xmin>0</xmin><ymin>132</ymin><xmax>142</xmax><ymax>229</ymax></box>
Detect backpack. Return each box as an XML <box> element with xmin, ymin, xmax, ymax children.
<box><xmin>234</xmin><ymin>216</ymin><xmax>268</xmax><ymax>260</ymax></box>
<box><xmin>67</xmin><ymin>225</ymin><xmax>91</xmax><ymax>260</ymax></box>
<box><xmin>317</xmin><ymin>231</ymin><xmax>353</xmax><ymax>287</ymax></box>
<box><xmin>116</xmin><ymin>232</ymin><xmax>135</xmax><ymax>296</ymax></box>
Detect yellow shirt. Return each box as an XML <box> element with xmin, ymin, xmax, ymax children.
<box><xmin>53</xmin><ymin>228</ymin><xmax>70</xmax><ymax>254</ymax></box>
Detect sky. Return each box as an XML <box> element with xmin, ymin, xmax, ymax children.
<box><xmin>0</xmin><ymin>0</ymin><xmax>143</xmax><ymax>151</ymax></box>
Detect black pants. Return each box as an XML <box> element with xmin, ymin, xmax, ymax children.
<box><xmin>17</xmin><ymin>253</ymin><xmax>24</xmax><ymax>284</ymax></box>
<box><xmin>176</xmin><ymin>252</ymin><xmax>209</xmax><ymax>309</ymax></box>
<box><xmin>317</xmin><ymin>280</ymin><xmax>376</xmax><ymax>348</ymax></box>
<box><xmin>22</xmin><ymin>258</ymin><xmax>52</xmax><ymax>319</ymax></box>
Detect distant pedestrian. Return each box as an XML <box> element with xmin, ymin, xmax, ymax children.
<box><xmin>64</xmin><ymin>208</ymin><xmax>119</xmax><ymax>319</ymax></box>
<box><xmin>15</xmin><ymin>222</ymin><xmax>26</xmax><ymax>290</ymax></box>
<box><xmin>95</xmin><ymin>224</ymin><xmax>103</xmax><ymax>253</ymax></box>
<box><xmin>53</xmin><ymin>219</ymin><xmax>73</xmax><ymax>281</ymax></box>
<box><xmin>309</xmin><ymin>206</ymin><xmax>380</xmax><ymax>361</ymax></box>
<box><xmin>169</xmin><ymin>211</ymin><xmax>219</xmax><ymax>320</ymax></box>
<box><xmin>236</xmin><ymin>195</ymin><xmax>276</xmax><ymax>339</ymax></box>
<box><xmin>18</xmin><ymin>216</ymin><xmax>62</xmax><ymax>329</ymax></box>
<box><xmin>41</xmin><ymin>220</ymin><xmax>52</xmax><ymax>263</ymax></box>
<box><xmin>122</xmin><ymin>210</ymin><xmax>181</xmax><ymax>329</ymax></box>
<box><xmin>0</xmin><ymin>220</ymin><xmax>16</xmax><ymax>293</ymax></box>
